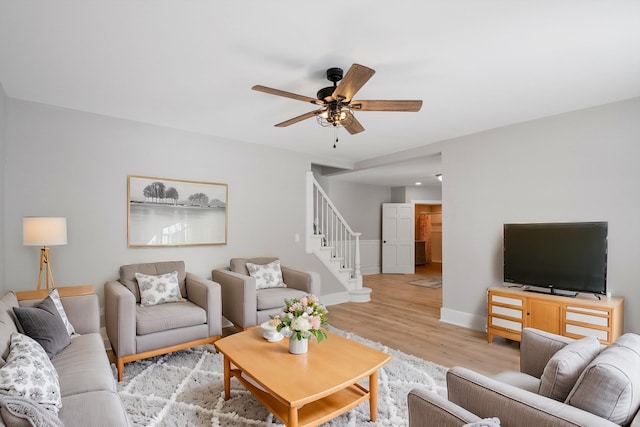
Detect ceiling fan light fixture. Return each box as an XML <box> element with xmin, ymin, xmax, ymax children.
<box><xmin>316</xmin><ymin>105</ymin><xmax>354</xmax><ymax>128</ymax></box>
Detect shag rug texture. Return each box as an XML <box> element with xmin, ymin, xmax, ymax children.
<box><xmin>114</xmin><ymin>327</ymin><xmax>447</xmax><ymax>426</ymax></box>
<box><xmin>409</xmin><ymin>277</ymin><xmax>442</xmax><ymax>289</ymax></box>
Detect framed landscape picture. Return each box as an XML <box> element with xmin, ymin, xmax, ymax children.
<box><xmin>128</xmin><ymin>175</ymin><xmax>228</xmax><ymax>247</ymax></box>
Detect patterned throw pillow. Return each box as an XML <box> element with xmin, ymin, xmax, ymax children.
<box><xmin>246</xmin><ymin>260</ymin><xmax>287</xmax><ymax>290</ymax></box>
<box><xmin>135</xmin><ymin>271</ymin><xmax>185</xmax><ymax>307</ymax></box>
<box><xmin>0</xmin><ymin>333</ymin><xmax>62</xmax><ymax>415</ymax></box>
<box><xmin>49</xmin><ymin>288</ymin><xmax>76</xmax><ymax>336</ymax></box>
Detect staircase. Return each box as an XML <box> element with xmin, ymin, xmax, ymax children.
<box><xmin>305</xmin><ymin>171</ymin><xmax>371</xmax><ymax>302</ymax></box>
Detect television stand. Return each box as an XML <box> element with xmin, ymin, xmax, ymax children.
<box><xmin>523</xmin><ymin>286</ymin><xmax>577</xmax><ymax>298</ymax></box>
<box><xmin>487</xmin><ymin>286</ymin><xmax>624</xmax><ymax>344</ymax></box>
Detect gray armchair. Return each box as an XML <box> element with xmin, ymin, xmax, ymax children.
<box><xmin>408</xmin><ymin>328</ymin><xmax>640</xmax><ymax>427</ymax></box>
<box><xmin>105</xmin><ymin>261</ymin><xmax>222</xmax><ymax>381</ymax></box>
<box><xmin>212</xmin><ymin>257</ymin><xmax>320</xmax><ymax>330</ymax></box>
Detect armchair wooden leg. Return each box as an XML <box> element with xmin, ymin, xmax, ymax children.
<box><xmin>117</xmin><ymin>358</ymin><xmax>124</xmax><ymax>382</ymax></box>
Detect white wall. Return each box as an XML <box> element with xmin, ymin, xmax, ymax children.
<box><xmin>441</xmin><ymin>97</ymin><xmax>640</xmax><ymax>333</ymax></box>
<box><xmin>3</xmin><ymin>98</ymin><xmax>345</xmax><ymax>302</ymax></box>
<box><xmin>0</xmin><ymin>84</ymin><xmax>6</xmax><ymax>293</ymax></box>
<box><xmin>406</xmin><ymin>186</ymin><xmax>442</xmax><ymax>202</ymax></box>
<box><xmin>325</xmin><ymin>180</ymin><xmax>391</xmax><ymax>240</ymax></box>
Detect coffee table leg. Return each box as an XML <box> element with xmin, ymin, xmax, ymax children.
<box><xmin>369</xmin><ymin>370</ymin><xmax>379</xmax><ymax>421</ymax></box>
<box><xmin>288</xmin><ymin>406</ymin><xmax>298</xmax><ymax>427</ymax></box>
<box><xmin>223</xmin><ymin>356</ymin><xmax>231</xmax><ymax>400</ymax></box>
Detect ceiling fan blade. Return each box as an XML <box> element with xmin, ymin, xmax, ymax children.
<box><xmin>252</xmin><ymin>85</ymin><xmax>320</xmax><ymax>104</ymax></box>
<box><xmin>274</xmin><ymin>110</ymin><xmax>322</xmax><ymax>127</ymax></box>
<box><xmin>350</xmin><ymin>100</ymin><xmax>423</xmax><ymax>112</ymax></box>
<box><xmin>343</xmin><ymin>112</ymin><xmax>365</xmax><ymax>135</ymax></box>
<box><xmin>332</xmin><ymin>64</ymin><xmax>375</xmax><ymax>103</ymax></box>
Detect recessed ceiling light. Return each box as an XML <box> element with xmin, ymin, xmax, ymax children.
<box><xmin>415</xmin><ymin>182</ymin><xmax>422</xmax><ymax>186</ymax></box>
<box><xmin>435</xmin><ymin>174</ymin><xmax>442</xmax><ymax>182</ymax></box>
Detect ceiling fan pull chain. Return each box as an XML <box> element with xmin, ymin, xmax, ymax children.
<box><xmin>334</xmin><ymin>126</ymin><xmax>338</xmax><ymax>148</ymax></box>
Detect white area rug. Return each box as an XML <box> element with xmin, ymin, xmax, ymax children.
<box><xmin>115</xmin><ymin>327</ymin><xmax>447</xmax><ymax>426</ymax></box>
<box><xmin>409</xmin><ymin>277</ymin><xmax>442</xmax><ymax>288</ymax></box>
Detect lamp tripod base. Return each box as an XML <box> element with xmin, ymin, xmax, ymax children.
<box><xmin>37</xmin><ymin>246</ymin><xmax>56</xmax><ymax>291</ymax></box>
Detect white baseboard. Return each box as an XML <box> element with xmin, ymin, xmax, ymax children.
<box><xmin>361</xmin><ymin>266</ymin><xmax>381</xmax><ymax>275</ymax></box>
<box><xmin>440</xmin><ymin>308</ymin><xmax>486</xmax><ymax>332</ymax></box>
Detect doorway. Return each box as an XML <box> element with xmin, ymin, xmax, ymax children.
<box><xmin>414</xmin><ymin>203</ymin><xmax>442</xmax><ymax>279</ymax></box>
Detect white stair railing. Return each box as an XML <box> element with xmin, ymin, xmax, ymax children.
<box><xmin>305</xmin><ymin>171</ymin><xmax>362</xmax><ymax>286</ymax></box>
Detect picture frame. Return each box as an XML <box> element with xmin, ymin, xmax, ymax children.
<box><xmin>127</xmin><ymin>175</ymin><xmax>228</xmax><ymax>247</ymax></box>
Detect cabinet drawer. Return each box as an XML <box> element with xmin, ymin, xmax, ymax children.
<box><xmin>565</xmin><ymin>311</ymin><xmax>609</xmax><ymax>327</ymax></box>
<box><xmin>491</xmin><ymin>306</ymin><xmax>523</xmax><ymax>319</ymax></box>
<box><xmin>491</xmin><ymin>295</ymin><xmax>523</xmax><ymax>307</ymax></box>
<box><xmin>565</xmin><ymin>324</ymin><xmax>608</xmax><ymax>341</ymax></box>
<box><xmin>490</xmin><ymin>317</ymin><xmax>522</xmax><ymax>331</ymax></box>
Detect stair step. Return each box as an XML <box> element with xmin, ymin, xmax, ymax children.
<box><xmin>349</xmin><ymin>287</ymin><xmax>372</xmax><ymax>303</ymax></box>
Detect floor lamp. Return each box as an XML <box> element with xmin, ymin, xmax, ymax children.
<box><xmin>23</xmin><ymin>217</ymin><xmax>68</xmax><ymax>291</ymax></box>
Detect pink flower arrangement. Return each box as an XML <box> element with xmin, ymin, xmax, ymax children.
<box><xmin>270</xmin><ymin>294</ymin><xmax>328</xmax><ymax>342</ymax></box>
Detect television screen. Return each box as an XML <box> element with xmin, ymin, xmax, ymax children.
<box><xmin>503</xmin><ymin>222</ymin><xmax>608</xmax><ymax>295</ymax></box>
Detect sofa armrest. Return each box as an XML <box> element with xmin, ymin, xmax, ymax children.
<box><xmin>447</xmin><ymin>367</ymin><xmax>619</xmax><ymax>427</ymax></box>
<box><xmin>408</xmin><ymin>388</ymin><xmax>481</xmax><ymax>427</ymax></box>
<box><xmin>186</xmin><ymin>272</ymin><xmax>222</xmax><ymax>337</ymax></box>
<box><xmin>212</xmin><ymin>269</ymin><xmax>257</xmax><ymax>329</ymax></box>
<box><xmin>281</xmin><ymin>267</ymin><xmax>320</xmax><ymax>295</ymax></box>
<box><xmin>520</xmin><ymin>328</ymin><xmax>576</xmax><ymax>378</ymax></box>
<box><xmin>104</xmin><ymin>281</ymin><xmax>136</xmax><ymax>357</ymax></box>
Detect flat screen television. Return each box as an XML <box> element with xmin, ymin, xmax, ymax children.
<box><xmin>503</xmin><ymin>221</ymin><xmax>608</xmax><ymax>296</ymax></box>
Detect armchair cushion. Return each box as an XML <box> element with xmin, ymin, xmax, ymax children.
<box><xmin>135</xmin><ymin>301</ymin><xmax>207</xmax><ymax>336</ymax></box>
<box><xmin>538</xmin><ymin>335</ymin><xmax>601</xmax><ymax>402</ymax></box>
<box><xmin>566</xmin><ymin>333</ymin><xmax>640</xmax><ymax>425</ymax></box>
<box><xmin>256</xmin><ymin>288</ymin><xmax>309</xmax><ymax>311</ymax></box>
<box><xmin>246</xmin><ymin>260</ymin><xmax>286</xmax><ymax>289</ymax></box>
<box><xmin>135</xmin><ymin>271</ymin><xmax>185</xmax><ymax>307</ymax></box>
<box><xmin>119</xmin><ymin>261</ymin><xmax>186</xmax><ymax>303</ymax></box>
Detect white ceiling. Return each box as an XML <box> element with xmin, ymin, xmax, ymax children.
<box><xmin>1</xmin><ymin>1</ymin><xmax>639</xmax><ymax>187</ymax></box>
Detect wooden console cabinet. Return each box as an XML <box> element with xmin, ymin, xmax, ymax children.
<box><xmin>487</xmin><ymin>286</ymin><xmax>624</xmax><ymax>344</ymax></box>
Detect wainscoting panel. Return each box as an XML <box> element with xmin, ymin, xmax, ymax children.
<box><xmin>360</xmin><ymin>240</ymin><xmax>381</xmax><ymax>275</ymax></box>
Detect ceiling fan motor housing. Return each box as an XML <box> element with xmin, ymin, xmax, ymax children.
<box><xmin>326</xmin><ymin>67</ymin><xmax>343</xmax><ymax>83</ymax></box>
<box><xmin>317</xmin><ymin>86</ymin><xmax>336</xmax><ymax>102</ymax></box>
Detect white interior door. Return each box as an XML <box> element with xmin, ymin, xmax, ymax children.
<box><xmin>382</xmin><ymin>203</ymin><xmax>415</xmax><ymax>274</ymax></box>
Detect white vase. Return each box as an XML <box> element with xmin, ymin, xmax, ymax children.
<box><xmin>289</xmin><ymin>336</ymin><xmax>308</xmax><ymax>354</ymax></box>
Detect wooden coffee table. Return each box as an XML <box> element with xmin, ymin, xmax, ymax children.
<box><xmin>214</xmin><ymin>328</ymin><xmax>391</xmax><ymax>427</ymax></box>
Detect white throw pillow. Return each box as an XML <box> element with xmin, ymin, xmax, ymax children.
<box><xmin>49</xmin><ymin>288</ymin><xmax>76</xmax><ymax>336</ymax></box>
<box><xmin>0</xmin><ymin>333</ymin><xmax>62</xmax><ymax>414</ymax></box>
<box><xmin>538</xmin><ymin>335</ymin><xmax>601</xmax><ymax>402</ymax></box>
<box><xmin>246</xmin><ymin>260</ymin><xmax>287</xmax><ymax>290</ymax></box>
<box><xmin>463</xmin><ymin>418</ymin><xmax>500</xmax><ymax>427</ymax></box>
<box><xmin>135</xmin><ymin>271</ymin><xmax>184</xmax><ymax>307</ymax></box>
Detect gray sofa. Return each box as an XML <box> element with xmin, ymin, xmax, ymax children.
<box><xmin>408</xmin><ymin>328</ymin><xmax>640</xmax><ymax>427</ymax></box>
<box><xmin>0</xmin><ymin>289</ymin><xmax>131</xmax><ymax>426</ymax></box>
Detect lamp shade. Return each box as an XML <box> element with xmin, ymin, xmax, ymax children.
<box><xmin>23</xmin><ymin>217</ymin><xmax>68</xmax><ymax>246</ymax></box>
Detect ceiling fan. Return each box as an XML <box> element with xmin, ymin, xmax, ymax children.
<box><xmin>252</xmin><ymin>64</ymin><xmax>422</xmax><ymax>145</ymax></box>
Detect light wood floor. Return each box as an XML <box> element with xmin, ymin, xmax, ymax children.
<box><xmin>328</xmin><ymin>264</ymin><xmax>521</xmax><ymax>376</ymax></box>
